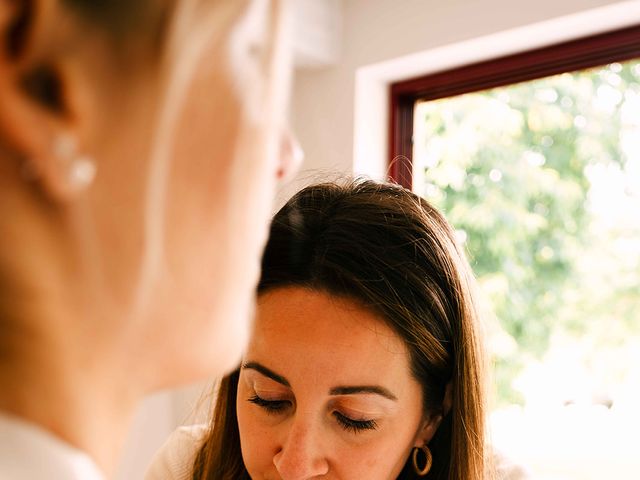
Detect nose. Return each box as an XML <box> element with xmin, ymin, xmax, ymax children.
<box><xmin>277</xmin><ymin>129</ymin><xmax>304</xmax><ymax>183</ymax></box>
<box><xmin>273</xmin><ymin>419</ymin><xmax>329</xmax><ymax>480</ymax></box>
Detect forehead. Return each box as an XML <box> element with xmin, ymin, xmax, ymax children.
<box><xmin>249</xmin><ymin>287</ymin><xmax>414</xmax><ymax>390</ymax></box>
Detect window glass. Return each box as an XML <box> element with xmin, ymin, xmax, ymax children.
<box><xmin>413</xmin><ymin>60</ymin><xmax>640</xmax><ymax>480</ymax></box>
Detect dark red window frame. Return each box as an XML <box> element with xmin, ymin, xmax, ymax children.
<box><xmin>389</xmin><ymin>24</ymin><xmax>640</xmax><ymax>189</ymax></box>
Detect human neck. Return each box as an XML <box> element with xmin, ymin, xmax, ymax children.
<box><xmin>0</xmin><ymin>185</ymin><xmax>149</xmax><ymax>476</ymax></box>
<box><xmin>0</xmin><ymin>330</ymin><xmax>142</xmax><ymax>478</ymax></box>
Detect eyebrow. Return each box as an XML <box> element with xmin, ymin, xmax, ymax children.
<box><xmin>242</xmin><ymin>361</ymin><xmax>397</xmax><ymax>401</ymax></box>
<box><xmin>330</xmin><ymin>386</ymin><xmax>398</xmax><ymax>401</ymax></box>
<box><xmin>242</xmin><ymin>362</ymin><xmax>291</xmax><ymax>387</ymax></box>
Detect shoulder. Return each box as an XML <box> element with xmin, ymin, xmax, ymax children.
<box><xmin>144</xmin><ymin>425</ymin><xmax>209</xmax><ymax>480</ymax></box>
<box><xmin>0</xmin><ymin>413</ymin><xmax>105</xmax><ymax>480</ymax></box>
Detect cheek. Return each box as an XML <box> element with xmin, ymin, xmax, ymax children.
<box><xmin>162</xmin><ymin>15</ymin><xmax>281</xmax><ymax>251</ymax></box>
<box><xmin>237</xmin><ymin>393</ymin><xmax>279</xmax><ymax>474</ymax></box>
<box><xmin>331</xmin><ymin>437</ymin><xmax>412</xmax><ymax>480</ymax></box>
<box><xmin>152</xmin><ymin>61</ymin><xmax>277</xmax><ymax>367</ymax></box>
<box><xmin>328</xmin><ymin>407</ymin><xmax>422</xmax><ymax>479</ymax></box>
<box><xmin>163</xmin><ymin>48</ymin><xmax>279</xmax><ymax>280</ymax></box>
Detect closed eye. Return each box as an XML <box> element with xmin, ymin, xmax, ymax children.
<box><xmin>333</xmin><ymin>411</ymin><xmax>378</xmax><ymax>433</ymax></box>
<box><xmin>248</xmin><ymin>394</ymin><xmax>290</xmax><ymax>413</ymax></box>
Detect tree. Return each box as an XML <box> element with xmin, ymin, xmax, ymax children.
<box><xmin>414</xmin><ymin>60</ymin><xmax>640</xmax><ymax>406</ymax></box>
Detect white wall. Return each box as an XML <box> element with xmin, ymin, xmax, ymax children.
<box><xmin>291</xmin><ymin>0</ymin><xmax>640</xmax><ymax>191</ymax></box>
<box><xmin>117</xmin><ymin>1</ymin><xmax>640</xmax><ymax>478</ymax></box>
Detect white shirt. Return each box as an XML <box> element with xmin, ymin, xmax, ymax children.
<box><xmin>0</xmin><ymin>412</ymin><xmax>105</xmax><ymax>480</ymax></box>
<box><xmin>144</xmin><ymin>425</ymin><xmax>208</xmax><ymax>480</ymax></box>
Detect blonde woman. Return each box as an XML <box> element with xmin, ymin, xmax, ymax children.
<box><xmin>0</xmin><ymin>1</ymin><xmax>299</xmax><ymax>479</ymax></box>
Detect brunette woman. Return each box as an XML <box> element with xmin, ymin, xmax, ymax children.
<box><xmin>148</xmin><ymin>180</ymin><xmax>493</xmax><ymax>480</ymax></box>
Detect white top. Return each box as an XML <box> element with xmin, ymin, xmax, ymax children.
<box><xmin>0</xmin><ymin>412</ymin><xmax>105</xmax><ymax>480</ymax></box>
<box><xmin>144</xmin><ymin>425</ymin><xmax>209</xmax><ymax>480</ymax></box>
<box><xmin>145</xmin><ymin>424</ymin><xmax>532</xmax><ymax>480</ymax></box>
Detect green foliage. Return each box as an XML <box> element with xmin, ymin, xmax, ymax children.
<box><xmin>414</xmin><ymin>60</ymin><xmax>640</xmax><ymax>406</ymax></box>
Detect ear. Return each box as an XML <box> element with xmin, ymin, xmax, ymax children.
<box><xmin>0</xmin><ymin>0</ymin><xmax>95</xmax><ymax>200</ymax></box>
<box><xmin>414</xmin><ymin>412</ymin><xmax>444</xmax><ymax>448</ymax></box>
<box><xmin>415</xmin><ymin>381</ymin><xmax>454</xmax><ymax>447</ymax></box>
<box><xmin>443</xmin><ymin>381</ymin><xmax>453</xmax><ymax>415</ymax></box>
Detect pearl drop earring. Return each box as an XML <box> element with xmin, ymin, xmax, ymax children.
<box><xmin>68</xmin><ymin>155</ymin><xmax>97</xmax><ymax>189</ymax></box>
<box><xmin>53</xmin><ymin>133</ymin><xmax>97</xmax><ymax>191</ymax></box>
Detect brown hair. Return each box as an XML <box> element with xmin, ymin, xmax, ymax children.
<box><xmin>193</xmin><ymin>179</ymin><xmax>488</xmax><ymax>480</ymax></box>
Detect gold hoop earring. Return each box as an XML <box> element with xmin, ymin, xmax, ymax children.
<box><xmin>412</xmin><ymin>445</ymin><xmax>432</xmax><ymax>476</ymax></box>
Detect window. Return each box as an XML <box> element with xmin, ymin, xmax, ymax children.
<box><xmin>390</xmin><ymin>25</ymin><xmax>640</xmax><ymax>480</ymax></box>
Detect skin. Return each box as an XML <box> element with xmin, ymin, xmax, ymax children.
<box><xmin>237</xmin><ymin>287</ymin><xmax>442</xmax><ymax>480</ymax></box>
<box><xmin>0</xmin><ymin>0</ymin><xmax>299</xmax><ymax>475</ymax></box>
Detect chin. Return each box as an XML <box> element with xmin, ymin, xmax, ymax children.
<box><xmin>200</xmin><ymin>298</ymin><xmax>253</xmax><ymax>378</ymax></box>
<box><xmin>154</xmin><ymin>305</ymin><xmax>252</xmax><ymax>389</ymax></box>
<box><xmin>164</xmin><ymin>342</ymin><xmax>244</xmax><ymax>389</ymax></box>
<box><xmin>165</xmin><ymin>264</ymin><xmax>258</xmax><ymax>384</ymax></box>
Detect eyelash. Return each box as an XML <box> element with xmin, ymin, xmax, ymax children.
<box><xmin>248</xmin><ymin>395</ymin><xmax>290</xmax><ymax>413</ymax></box>
<box><xmin>247</xmin><ymin>395</ymin><xmax>379</xmax><ymax>433</ymax></box>
<box><xmin>333</xmin><ymin>412</ymin><xmax>378</xmax><ymax>433</ymax></box>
